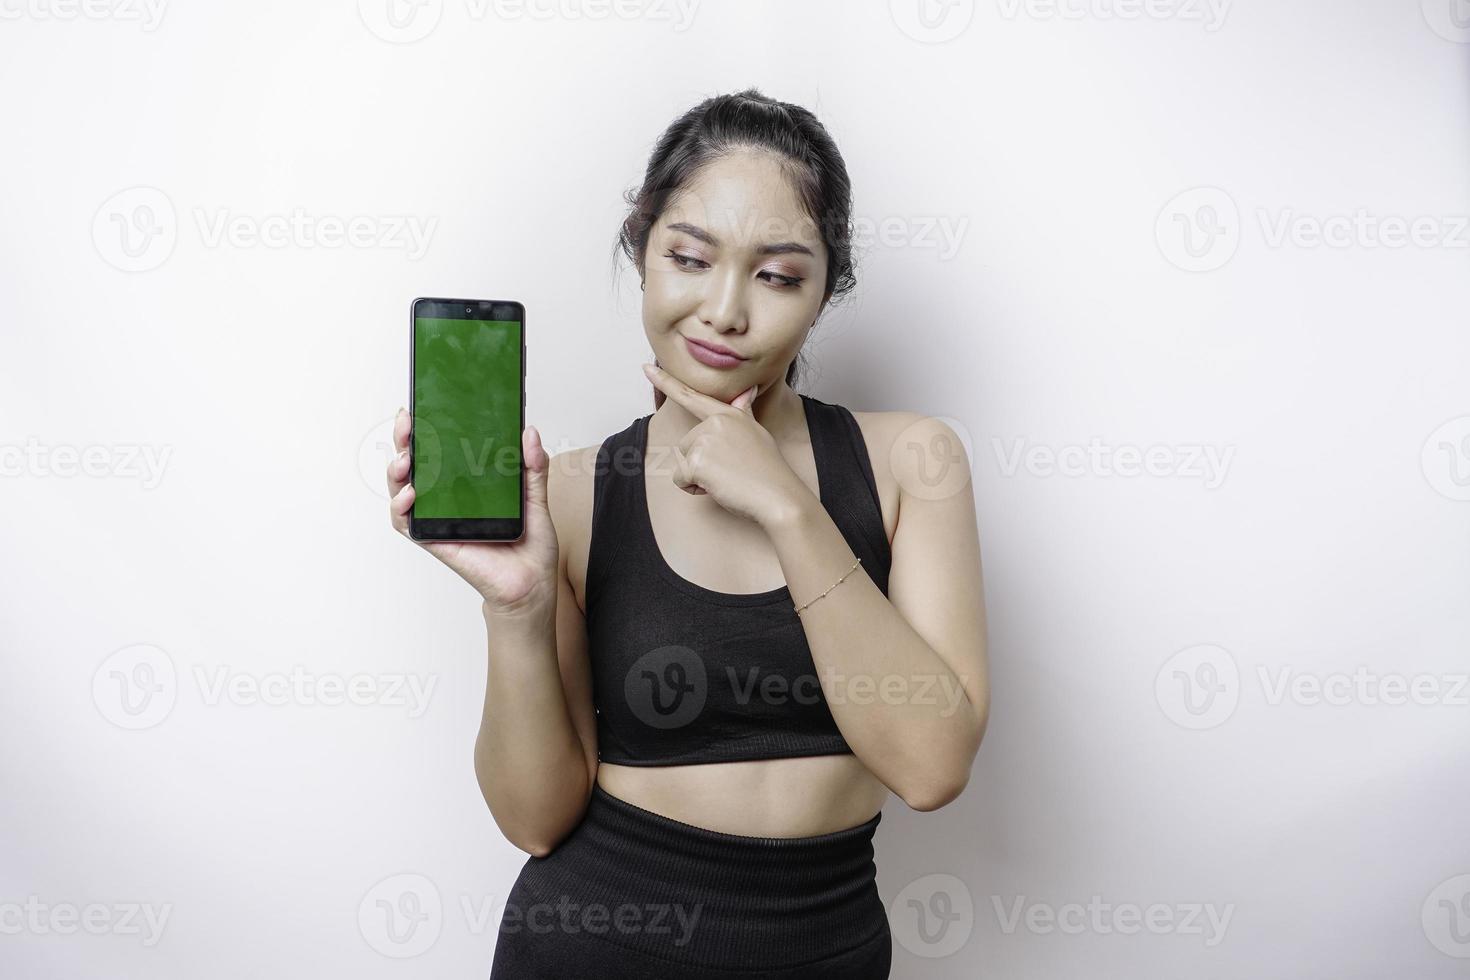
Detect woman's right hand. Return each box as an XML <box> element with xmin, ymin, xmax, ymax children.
<box><xmin>386</xmin><ymin>408</ymin><xmax>558</xmax><ymax>614</ymax></box>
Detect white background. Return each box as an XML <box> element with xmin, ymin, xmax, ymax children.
<box><xmin>3</xmin><ymin>0</ymin><xmax>1469</xmax><ymax>977</ymax></box>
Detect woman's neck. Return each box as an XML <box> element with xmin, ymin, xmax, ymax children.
<box><xmin>652</xmin><ymin>381</ymin><xmax>804</xmax><ymax>444</ymax></box>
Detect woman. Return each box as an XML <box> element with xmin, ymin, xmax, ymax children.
<box><xmin>386</xmin><ymin>88</ymin><xmax>989</xmax><ymax>979</ymax></box>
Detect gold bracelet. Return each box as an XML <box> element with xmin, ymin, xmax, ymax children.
<box><xmin>793</xmin><ymin>557</ymin><xmax>862</xmax><ymax>616</ymax></box>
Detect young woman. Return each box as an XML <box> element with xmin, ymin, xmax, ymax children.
<box><xmin>385</xmin><ymin>88</ymin><xmax>989</xmax><ymax>979</ymax></box>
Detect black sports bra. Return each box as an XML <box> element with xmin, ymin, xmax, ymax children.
<box><xmin>584</xmin><ymin>393</ymin><xmax>893</xmax><ymax>766</ymax></box>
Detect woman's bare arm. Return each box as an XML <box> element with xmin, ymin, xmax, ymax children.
<box><xmin>473</xmin><ymin>449</ymin><xmax>601</xmax><ymax>857</ymax></box>
<box><xmin>387</xmin><ymin>416</ymin><xmax>599</xmax><ymax>857</ymax></box>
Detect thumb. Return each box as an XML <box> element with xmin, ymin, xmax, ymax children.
<box><xmin>730</xmin><ymin>382</ymin><xmax>760</xmax><ymax>415</ymax></box>
<box><xmin>523</xmin><ymin>424</ymin><xmax>551</xmax><ymax>513</ymax></box>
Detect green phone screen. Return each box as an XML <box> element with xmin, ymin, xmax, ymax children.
<box><xmin>412</xmin><ymin>316</ymin><xmax>522</xmax><ymax>519</ymax></box>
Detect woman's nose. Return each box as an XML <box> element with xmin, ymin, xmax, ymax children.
<box><xmin>697</xmin><ymin>266</ymin><xmax>747</xmax><ymax>332</ymax></box>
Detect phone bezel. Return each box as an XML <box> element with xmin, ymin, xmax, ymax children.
<box><xmin>407</xmin><ymin>296</ymin><xmax>526</xmax><ymax>542</ymax></box>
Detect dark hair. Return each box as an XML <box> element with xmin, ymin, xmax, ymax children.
<box><xmin>614</xmin><ymin>88</ymin><xmax>857</xmax><ymax>409</ymax></box>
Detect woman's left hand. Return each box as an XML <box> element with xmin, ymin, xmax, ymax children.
<box><xmin>642</xmin><ymin>362</ymin><xmax>813</xmax><ymax>528</ymax></box>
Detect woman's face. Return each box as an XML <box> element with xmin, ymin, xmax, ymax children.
<box><xmin>642</xmin><ymin>149</ymin><xmax>829</xmax><ymax>402</ymax></box>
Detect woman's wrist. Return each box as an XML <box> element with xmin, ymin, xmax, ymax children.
<box><xmin>481</xmin><ymin>590</ymin><xmax>555</xmax><ymax>632</ymax></box>
<box><xmin>759</xmin><ymin>481</ymin><xmax>823</xmax><ymax>535</ymax></box>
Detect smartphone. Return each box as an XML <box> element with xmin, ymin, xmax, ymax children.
<box><xmin>408</xmin><ymin>297</ymin><xmax>525</xmax><ymax>542</ymax></box>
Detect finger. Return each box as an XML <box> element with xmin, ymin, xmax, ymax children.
<box><xmin>729</xmin><ymin>382</ymin><xmax>759</xmax><ymax>416</ymax></box>
<box><xmin>642</xmin><ymin>362</ymin><xmax>732</xmax><ymax>421</ymax></box>
<box><xmin>523</xmin><ymin>424</ymin><xmax>550</xmax><ymax>514</ymax></box>
<box><xmin>393</xmin><ymin>406</ymin><xmax>411</xmax><ymax>452</ymax></box>
<box><xmin>386</xmin><ymin>407</ymin><xmax>411</xmax><ymax>496</ymax></box>
<box><xmin>389</xmin><ymin>482</ymin><xmax>415</xmax><ymax>533</ymax></box>
<box><xmin>386</xmin><ymin>443</ymin><xmax>410</xmax><ymax>497</ymax></box>
<box><xmin>669</xmin><ymin>446</ymin><xmax>699</xmax><ymax>494</ymax></box>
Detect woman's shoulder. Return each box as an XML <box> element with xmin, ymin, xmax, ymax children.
<box><xmin>545</xmin><ymin>441</ymin><xmax>605</xmax><ymax>614</ymax></box>
<box><xmin>545</xmin><ymin>434</ymin><xmax>617</xmax><ymax>538</ymax></box>
<box><xmin>825</xmin><ymin>405</ymin><xmax>924</xmax><ymax>547</ymax></box>
<box><xmin>832</xmin><ymin>400</ymin><xmax>955</xmax><ymax>462</ymax></box>
<box><xmin>544</xmin><ymin>414</ymin><xmax>647</xmax><ymax>510</ymax></box>
<box><xmin>840</xmin><ymin>405</ymin><xmax>973</xmax><ymax>538</ymax></box>
<box><xmin>545</xmin><ymin>416</ymin><xmax>650</xmax><ymax>607</ymax></box>
<box><xmin>847</xmin><ymin>405</ymin><xmax>965</xmax><ymax>452</ymax></box>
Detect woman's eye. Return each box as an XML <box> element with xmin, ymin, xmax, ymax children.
<box><xmin>665</xmin><ymin>250</ymin><xmax>705</xmax><ymax>270</ymax></box>
<box><xmin>761</xmin><ymin>271</ymin><xmax>804</xmax><ymax>289</ymax></box>
<box><xmin>663</xmin><ymin>250</ymin><xmax>803</xmax><ymax>289</ymax></box>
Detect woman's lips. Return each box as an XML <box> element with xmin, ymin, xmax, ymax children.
<box><xmin>683</xmin><ymin>336</ymin><xmax>746</xmax><ymax>369</ymax></box>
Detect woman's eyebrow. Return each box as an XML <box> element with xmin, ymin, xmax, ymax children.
<box><xmin>667</xmin><ymin>221</ymin><xmax>814</xmax><ymax>257</ymax></box>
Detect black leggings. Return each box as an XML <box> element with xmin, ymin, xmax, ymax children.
<box><xmin>488</xmin><ymin>782</ymin><xmax>891</xmax><ymax>978</ymax></box>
